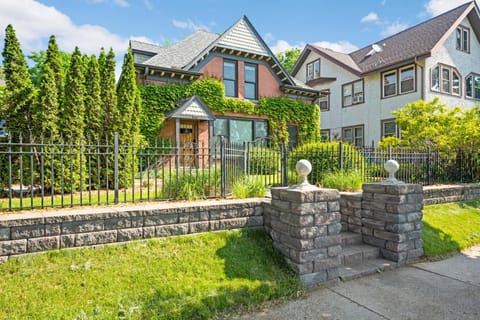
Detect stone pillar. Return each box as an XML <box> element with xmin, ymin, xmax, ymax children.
<box><xmin>362</xmin><ymin>183</ymin><xmax>424</xmax><ymax>264</ymax></box>
<box><xmin>265</xmin><ymin>187</ymin><xmax>342</xmax><ymax>287</ymax></box>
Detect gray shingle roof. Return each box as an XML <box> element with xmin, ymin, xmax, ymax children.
<box><xmin>293</xmin><ymin>1</ymin><xmax>476</xmax><ymax>78</ymax></box>
<box><xmin>142</xmin><ymin>30</ymin><xmax>219</xmax><ymax>69</ymax></box>
<box><xmin>129</xmin><ymin>40</ymin><xmax>165</xmax><ymax>54</ymax></box>
<box><xmin>351</xmin><ymin>1</ymin><xmax>474</xmax><ymax>74</ymax></box>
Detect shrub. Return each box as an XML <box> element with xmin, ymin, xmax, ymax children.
<box><xmin>232</xmin><ymin>179</ymin><xmax>266</xmax><ymax>199</ymax></box>
<box><xmin>163</xmin><ymin>169</ymin><xmax>221</xmax><ymax>200</ymax></box>
<box><xmin>247</xmin><ymin>146</ymin><xmax>281</xmax><ymax>175</ymax></box>
<box><xmin>320</xmin><ymin>170</ymin><xmax>363</xmax><ymax>191</ymax></box>
<box><xmin>289</xmin><ymin>141</ymin><xmax>365</xmax><ymax>185</ymax></box>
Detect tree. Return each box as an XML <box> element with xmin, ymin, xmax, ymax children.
<box><xmin>275</xmin><ymin>48</ymin><xmax>301</xmax><ymax>74</ymax></box>
<box><xmin>0</xmin><ymin>65</ymin><xmax>4</xmax><ymax>80</ymax></box>
<box><xmin>59</xmin><ymin>46</ymin><xmax>85</xmax><ymax>140</ymax></box>
<box><xmin>32</xmin><ymin>63</ymin><xmax>58</xmax><ymax>137</ymax></box>
<box><xmin>98</xmin><ymin>48</ymin><xmax>117</xmax><ymax>141</ymax></box>
<box><xmin>116</xmin><ymin>48</ymin><xmax>141</xmax><ymax>140</ymax></box>
<box><xmin>392</xmin><ymin>98</ymin><xmax>465</xmax><ymax>150</ymax></box>
<box><xmin>1</xmin><ymin>24</ymin><xmax>35</xmax><ymax>137</ymax></box>
<box><xmin>28</xmin><ymin>45</ymin><xmax>70</xmax><ymax>89</ymax></box>
<box><xmin>83</xmin><ymin>55</ymin><xmax>103</xmax><ymax>141</ymax></box>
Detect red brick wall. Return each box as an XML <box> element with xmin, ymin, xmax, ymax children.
<box><xmin>159</xmin><ymin>119</ymin><xmax>175</xmax><ymax>142</ymax></box>
<box><xmin>199</xmin><ymin>57</ymin><xmax>284</xmax><ymax>99</ymax></box>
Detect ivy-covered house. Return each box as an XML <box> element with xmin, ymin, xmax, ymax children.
<box><xmin>130</xmin><ymin>16</ymin><xmax>321</xmax><ymax>162</ymax></box>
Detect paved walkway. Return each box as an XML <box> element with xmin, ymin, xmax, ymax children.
<box><xmin>240</xmin><ymin>245</ymin><xmax>480</xmax><ymax>320</ymax></box>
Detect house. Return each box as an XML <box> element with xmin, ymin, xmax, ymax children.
<box><xmin>291</xmin><ymin>1</ymin><xmax>480</xmax><ymax>146</ymax></box>
<box><xmin>130</xmin><ymin>15</ymin><xmax>319</xmax><ymax>157</ymax></box>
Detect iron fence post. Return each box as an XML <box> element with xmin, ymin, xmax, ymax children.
<box><xmin>282</xmin><ymin>142</ymin><xmax>288</xmax><ymax>186</ymax></box>
<box><xmin>114</xmin><ymin>132</ymin><xmax>119</xmax><ymax>204</ymax></box>
<box><xmin>220</xmin><ymin>136</ymin><xmax>226</xmax><ymax>198</ymax></box>
<box><xmin>426</xmin><ymin>146</ymin><xmax>431</xmax><ymax>185</ymax></box>
<box><xmin>338</xmin><ymin>142</ymin><xmax>343</xmax><ymax>170</ymax></box>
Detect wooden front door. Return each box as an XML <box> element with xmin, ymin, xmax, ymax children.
<box><xmin>179</xmin><ymin>121</ymin><xmax>196</xmax><ymax>167</ymax></box>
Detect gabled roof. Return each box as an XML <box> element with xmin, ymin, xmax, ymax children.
<box><xmin>142</xmin><ymin>30</ymin><xmax>218</xmax><ymax>69</ymax></box>
<box><xmin>132</xmin><ymin>16</ymin><xmax>300</xmax><ymax>89</ymax></box>
<box><xmin>292</xmin><ymin>1</ymin><xmax>480</xmax><ymax>77</ymax></box>
<box><xmin>130</xmin><ymin>40</ymin><xmax>165</xmax><ymax>55</ymax></box>
<box><xmin>166</xmin><ymin>96</ymin><xmax>216</xmax><ymax>121</ymax></box>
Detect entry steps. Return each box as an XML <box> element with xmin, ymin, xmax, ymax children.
<box><xmin>338</xmin><ymin>232</ymin><xmax>396</xmax><ymax>281</ymax></box>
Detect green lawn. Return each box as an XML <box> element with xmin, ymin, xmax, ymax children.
<box><xmin>0</xmin><ymin>229</ymin><xmax>302</xmax><ymax>320</ymax></box>
<box><xmin>423</xmin><ymin>199</ymin><xmax>480</xmax><ymax>257</ymax></box>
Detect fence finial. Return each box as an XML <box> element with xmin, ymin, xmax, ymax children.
<box><xmin>384</xmin><ymin>159</ymin><xmax>403</xmax><ymax>184</ymax></box>
<box><xmin>294</xmin><ymin>159</ymin><xmax>318</xmax><ymax>190</ymax></box>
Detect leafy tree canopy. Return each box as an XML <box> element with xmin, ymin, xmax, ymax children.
<box><xmin>381</xmin><ymin>98</ymin><xmax>480</xmax><ymax>152</ymax></box>
<box><xmin>28</xmin><ymin>49</ymin><xmax>70</xmax><ymax>88</ymax></box>
<box><xmin>275</xmin><ymin>48</ymin><xmax>301</xmax><ymax>74</ymax></box>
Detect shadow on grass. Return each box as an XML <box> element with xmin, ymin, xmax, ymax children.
<box><xmin>423</xmin><ymin>220</ymin><xmax>460</xmax><ymax>257</ymax></box>
<box><xmin>140</xmin><ymin>229</ymin><xmax>302</xmax><ymax>319</ymax></box>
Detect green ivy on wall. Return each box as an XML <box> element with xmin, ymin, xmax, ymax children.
<box><xmin>139</xmin><ymin>78</ymin><xmax>320</xmax><ymax>144</ymax></box>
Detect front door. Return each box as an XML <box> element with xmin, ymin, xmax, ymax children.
<box><xmin>179</xmin><ymin>121</ymin><xmax>196</xmax><ymax>167</ymax></box>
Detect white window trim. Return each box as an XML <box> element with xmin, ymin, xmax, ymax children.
<box><xmin>399</xmin><ymin>65</ymin><xmax>415</xmax><ymax>94</ymax></box>
<box><xmin>456</xmin><ymin>25</ymin><xmax>470</xmax><ymax>53</ymax></box>
<box><xmin>383</xmin><ymin>70</ymin><xmax>397</xmax><ymax>98</ymax></box>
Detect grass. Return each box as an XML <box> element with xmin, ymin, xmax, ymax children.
<box><xmin>423</xmin><ymin>199</ymin><xmax>480</xmax><ymax>257</ymax></box>
<box><xmin>0</xmin><ymin>229</ymin><xmax>302</xmax><ymax>319</ymax></box>
<box><xmin>319</xmin><ymin>170</ymin><xmax>363</xmax><ymax>192</ymax></box>
<box><xmin>232</xmin><ymin>179</ymin><xmax>267</xmax><ymax>199</ymax></box>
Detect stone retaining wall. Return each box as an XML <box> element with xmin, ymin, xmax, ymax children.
<box><xmin>0</xmin><ymin>199</ymin><xmax>266</xmax><ymax>262</ymax></box>
<box><xmin>423</xmin><ymin>184</ymin><xmax>480</xmax><ymax>205</ymax></box>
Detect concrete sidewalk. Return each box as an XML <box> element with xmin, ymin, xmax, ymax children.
<box><xmin>240</xmin><ymin>245</ymin><xmax>480</xmax><ymax>320</ymax></box>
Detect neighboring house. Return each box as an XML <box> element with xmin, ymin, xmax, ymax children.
<box><xmin>130</xmin><ymin>15</ymin><xmax>319</xmax><ymax>156</ymax></box>
<box><xmin>291</xmin><ymin>1</ymin><xmax>480</xmax><ymax>146</ymax></box>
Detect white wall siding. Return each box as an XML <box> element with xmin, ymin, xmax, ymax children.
<box><xmin>424</xmin><ymin>16</ymin><xmax>480</xmax><ymax>109</ymax></box>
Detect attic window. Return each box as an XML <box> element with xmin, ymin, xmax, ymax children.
<box><xmin>456</xmin><ymin>26</ymin><xmax>470</xmax><ymax>53</ymax></box>
<box><xmin>306</xmin><ymin>59</ymin><xmax>320</xmax><ymax>81</ymax></box>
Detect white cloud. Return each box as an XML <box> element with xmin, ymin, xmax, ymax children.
<box><xmin>0</xmin><ymin>0</ymin><xmax>129</xmax><ymax>55</ymax></box>
<box><xmin>88</xmin><ymin>0</ymin><xmax>129</xmax><ymax>7</ymax></box>
<box><xmin>270</xmin><ymin>40</ymin><xmax>304</xmax><ymax>54</ymax></box>
<box><xmin>425</xmin><ymin>0</ymin><xmax>471</xmax><ymax>17</ymax></box>
<box><xmin>312</xmin><ymin>40</ymin><xmax>358</xmax><ymax>53</ymax></box>
<box><xmin>263</xmin><ymin>32</ymin><xmax>274</xmax><ymax>43</ymax></box>
<box><xmin>381</xmin><ymin>22</ymin><xmax>409</xmax><ymax>37</ymax></box>
<box><xmin>172</xmin><ymin>19</ymin><xmax>210</xmax><ymax>32</ymax></box>
<box><xmin>361</xmin><ymin>12</ymin><xmax>379</xmax><ymax>23</ymax></box>
<box><xmin>270</xmin><ymin>39</ymin><xmax>358</xmax><ymax>54</ymax></box>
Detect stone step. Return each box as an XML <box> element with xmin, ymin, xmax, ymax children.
<box><xmin>340</xmin><ymin>231</ymin><xmax>363</xmax><ymax>246</ymax></box>
<box><xmin>341</xmin><ymin>244</ymin><xmax>380</xmax><ymax>266</ymax></box>
<box><xmin>338</xmin><ymin>258</ymin><xmax>396</xmax><ymax>281</ymax></box>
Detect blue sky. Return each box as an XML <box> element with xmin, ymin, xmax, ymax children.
<box><xmin>0</xmin><ymin>0</ymin><xmax>476</xmax><ymax>73</ymax></box>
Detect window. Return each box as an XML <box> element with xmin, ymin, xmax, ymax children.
<box><xmin>466</xmin><ymin>73</ymin><xmax>480</xmax><ymax>99</ymax></box>
<box><xmin>317</xmin><ymin>95</ymin><xmax>329</xmax><ymax>111</ymax></box>
<box><xmin>306</xmin><ymin>59</ymin><xmax>320</xmax><ymax>81</ymax></box>
<box><xmin>400</xmin><ymin>66</ymin><xmax>414</xmax><ymax>94</ymax></box>
<box><xmin>0</xmin><ymin>120</ymin><xmax>7</xmax><ymax>138</ymax></box>
<box><xmin>342</xmin><ymin>79</ymin><xmax>364</xmax><ymax>107</ymax></box>
<box><xmin>244</xmin><ymin>63</ymin><xmax>257</xmax><ymax>100</ymax></box>
<box><xmin>223</xmin><ymin>60</ymin><xmax>237</xmax><ymax>97</ymax></box>
<box><xmin>456</xmin><ymin>26</ymin><xmax>470</xmax><ymax>52</ymax></box>
<box><xmin>431</xmin><ymin>64</ymin><xmax>461</xmax><ymax>96</ymax></box>
<box><xmin>383</xmin><ymin>71</ymin><xmax>397</xmax><ymax>97</ymax></box>
<box><xmin>287</xmin><ymin>125</ymin><xmax>298</xmax><ymax>147</ymax></box>
<box><xmin>381</xmin><ymin>119</ymin><xmax>399</xmax><ymax>138</ymax></box>
<box><xmin>342</xmin><ymin>125</ymin><xmax>364</xmax><ymax>147</ymax></box>
<box><xmin>320</xmin><ymin>129</ymin><xmax>330</xmax><ymax>142</ymax></box>
<box><xmin>213</xmin><ymin>118</ymin><xmax>268</xmax><ymax>144</ymax></box>
<box><xmin>382</xmin><ymin>65</ymin><xmax>416</xmax><ymax>98</ymax></box>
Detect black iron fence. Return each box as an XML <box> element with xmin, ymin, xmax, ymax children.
<box><xmin>1</xmin><ymin>135</ymin><xmax>479</xmax><ymax>211</ymax></box>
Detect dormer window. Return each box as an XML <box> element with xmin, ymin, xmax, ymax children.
<box><xmin>456</xmin><ymin>26</ymin><xmax>470</xmax><ymax>53</ymax></box>
<box><xmin>306</xmin><ymin>59</ymin><xmax>320</xmax><ymax>81</ymax></box>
